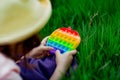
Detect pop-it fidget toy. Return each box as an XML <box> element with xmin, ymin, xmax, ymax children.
<box><xmin>46</xmin><ymin>27</ymin><xmax>81</xmax><ymax>54</ymax></box>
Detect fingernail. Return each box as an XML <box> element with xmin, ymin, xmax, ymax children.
<box><xmin>51</xmin><ymin>47</ymin><xmax>54</xmax><ymax>49</ymax></box>
<box><xmin>56</xmin><ymin>50</ymin><xmax>60</xmax><ymax>52</ymax></box>
<box><xmin>48</xmin><ymin>46</ymin><xmax>54</xmax><ymax>49</ymax></box>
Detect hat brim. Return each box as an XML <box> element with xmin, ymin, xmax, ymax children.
<box><xmin>0</xmin><ymin>0</ymin><xmax>52</xmax><ymax>45</ymax></box>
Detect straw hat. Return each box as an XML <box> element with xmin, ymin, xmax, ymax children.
<box><xmin>0</xmin><ymin>0</ymin><xmax>52</xmax><ymax>45</ymax></box>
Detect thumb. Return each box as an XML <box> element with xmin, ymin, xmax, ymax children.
<box><xmin>55</xmin><ymin>50</ymin><xmax>61</xmax><ymax>57</ymax></box>
<box><xmin>40</xmin><ymin>36</ymin><xmax>49</xmax><ymax>46</ymax></box>
<box><xmin>40</xmin><ymin>46</ymin><xmax>54</xmax><ymax>51</ymax></box>
<box><xmin>66</xmin><ymin>50</ymin><xmax>77</xmax><ymax>55</ymax></box>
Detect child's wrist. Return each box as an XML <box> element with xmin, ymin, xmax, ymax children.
<box><xmin>26</xmin><ymin>48</ymin><xmax>36</xmax><ymax>58</ymax></box>
<box><xmin>56</xmin><ymin>65</ymin><xmax>67</xmax><ymax>74</ymax></box>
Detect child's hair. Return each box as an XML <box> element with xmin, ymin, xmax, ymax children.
<box><xmin>0</xmin><ymin>34</ymin><xmax>41</xmax><ymax>61</ymax></box>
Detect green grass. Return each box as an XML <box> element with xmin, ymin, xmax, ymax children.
<box><xmin>39</xmin><ymin>0</ymin><xmax>120</xmax><ymax>80</ymax></box>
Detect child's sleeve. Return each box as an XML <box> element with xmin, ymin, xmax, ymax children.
<box><xmin>0</xmin><ymin>54</ymin><xmax>22</xmax><ymax>80</ymax></box>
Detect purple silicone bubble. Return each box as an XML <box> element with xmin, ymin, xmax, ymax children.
<box><xmin>49</xmin><ymin>48</ymin><xmax>65</xmax><ymax>54</ymax></box>
<box><xmin>49</xmin><ymin>49</ymin><xmax>57</xmax><ymax>54</ymax></box>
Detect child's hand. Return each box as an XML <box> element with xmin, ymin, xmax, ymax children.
<box><xmin>55</xmin><ymin>50</ymin><xmax>77</xmax><ymax>73</ymax></box>
<box><xmin>50</xmin><ymin>50</ymin><xmax>77</xmax><ymax>80</ymax></box>
<box><xmin>27</xmin><ymin>36</ymin><xmax>53</xmax><ymax>58</ymax></box>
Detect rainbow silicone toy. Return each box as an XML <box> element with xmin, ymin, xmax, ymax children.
<box><xmin>46</xmin><ymin>27</ymin><xmax>81</xmax><ymax>54</ymax></box>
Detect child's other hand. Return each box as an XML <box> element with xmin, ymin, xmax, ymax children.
<box><xmin>55</xmin><ymin>50</ymin><xmax>77</xmax><ymax>73</ymax></box>
<box><xmin>27</xmin><ymin>36</ymin><xmax>53</xmax><ymax>58</ymax></box>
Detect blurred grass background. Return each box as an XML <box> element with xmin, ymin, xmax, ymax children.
<box><xmin>39</xmin><ymin>0</ymin><xmax>120</xmax><ymax>80</ymax></box>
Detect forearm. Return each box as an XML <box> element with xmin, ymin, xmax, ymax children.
<box><xmin>50</xmin><ymin>66</ymin><xmax>66</xmax><ymax>80</ymax></box>
<box><xmin>16</xmin><ymin>49</ymin><xmax>35</xmax><ymax>63</ymax></box>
